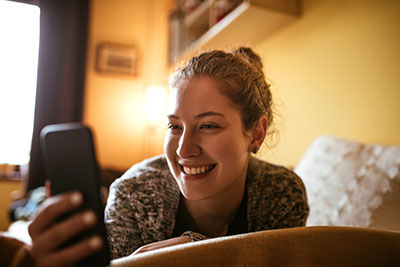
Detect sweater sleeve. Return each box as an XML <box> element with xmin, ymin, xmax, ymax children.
<box><xmin>104</xmin><ymin>155</ymin><xmax>181</xmax><ymax>259</ymax></box>
<box><xmin>273</xmin><ymin>175</ymin><xmax>309</xmax><ymax>228</ymax></box>
<box><xmin>105</xmin><ymin>178</ymin><xmax>144</xmax><ymax>259</ymax></box>
<box><xmin>247</xmin><ymin>158</ymin><xmax>309</xmax><ymax>231</ymax></box>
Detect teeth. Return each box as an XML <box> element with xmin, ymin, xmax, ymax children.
<box><xmin>183</xmin><ymin>165</ymin><xmax>214</xmax><ymax>175</ymax></box>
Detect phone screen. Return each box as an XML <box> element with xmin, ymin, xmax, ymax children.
<box><xmin>40</xmin><ymin>123</ymin><xmax>110</xmax><ymax>266</ymax></box>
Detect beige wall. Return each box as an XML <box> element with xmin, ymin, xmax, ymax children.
<box><xmin>84</xmin><ymin>0</ymin><xmax>169</xmax><ymax>171</ymax></box>
<box><xmin>256</xmin><ymin>0</ymin><xmax>400</xmax><ymax>166</ymax></box>
<box><xmin>84</xmin><ymin>0</ymin><xmax>400</xmax><ymax>171</ymax></box>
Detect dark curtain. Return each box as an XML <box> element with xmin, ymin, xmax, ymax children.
<box><xmin>26</xmin><ymin>0</ymin><xmax>90</xmax><ymax>192</ymax></box>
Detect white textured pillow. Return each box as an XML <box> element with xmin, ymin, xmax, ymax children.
<box><xmin>294</xmin><ymin>135</ymin><xmax>400</xmax><ymax>231</ymax></box>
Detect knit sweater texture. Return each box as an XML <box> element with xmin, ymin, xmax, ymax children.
<box><xmin>105</xmin><ymin>155</ymin><xmax>309</xmax><ymax>259</ymax></box>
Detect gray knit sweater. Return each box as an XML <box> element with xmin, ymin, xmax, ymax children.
<box><xmin>105</xmin><ymin>155</ymin><xmax>309</xmax><ymax>259</ymax></box>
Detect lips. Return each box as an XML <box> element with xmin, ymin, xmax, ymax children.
<box><xmin>181</xmin><ymin>164</ymin><xmax>216</xmax><ymax>175</ymax></box>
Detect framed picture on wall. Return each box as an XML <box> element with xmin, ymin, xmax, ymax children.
<box><xmin>95</xmin><ymin>42</ymin><xmax>138</xmax><ymax>76</ymax></box>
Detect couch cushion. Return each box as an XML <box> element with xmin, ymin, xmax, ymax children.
<box><xmin>294</xmin><ymin>135</ymin><xmax>400</xmax><ymax>231</ymax></box>
<box><xmin>110</xmin><ymin>226</ymin><xmax>400</xmax><ymax>267</ymax></box>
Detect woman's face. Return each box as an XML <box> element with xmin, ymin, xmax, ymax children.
<box><xmin>164</xmin><ymin>77</ymin><xmax>252</xmax><ymax>201</ymax></box>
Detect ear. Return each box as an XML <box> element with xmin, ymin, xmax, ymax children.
<box><xmin>249</xmin><ymin>115</ymin><xmax>268</xmax><ymax>153</ymax></box>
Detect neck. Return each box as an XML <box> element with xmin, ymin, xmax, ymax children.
<box><xmin>181</xmin><ymin>172</ymin><xmax>246</xmax><ymax>237</ymax></box>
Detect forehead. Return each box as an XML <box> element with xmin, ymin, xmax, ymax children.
<box><xmin>168</xmin><ymin>77</ymin><xmax>235</xmax><ymax>115</ymax></box>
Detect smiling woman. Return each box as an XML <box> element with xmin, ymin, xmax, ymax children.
<box><xmin>0</xmin><ymin>1</ymin><xmax>40</xmax><ymax>168</ymax></box>
<box><xmin>26</xmin><ymin>47</ymin><xmax>309</xmax><ymax>264</ymax></box>
<box><xmin>102</xmin><ymin>47</ymin><xmax>309</xmax><ymax>259</ymax></box>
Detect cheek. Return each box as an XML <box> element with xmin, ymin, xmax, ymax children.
<box><xmin>204</xmin><ymin>132</ymin><xmax>249</xmax><ymax>161</ymax></box>
<box><xmin>220</xmin><ymin>138</ymin><xmax>249</xmax><ymax>176</ymax></box>
<box><xmin>164</xmin><ymin>134</ymin><xmax>177</xmax><ymax>162</ymax></box>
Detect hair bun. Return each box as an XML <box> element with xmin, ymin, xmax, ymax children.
<box><xmin>233</xmin><ymin>47</ymin><xmax>263</xmax><ymax>74</ymax></box>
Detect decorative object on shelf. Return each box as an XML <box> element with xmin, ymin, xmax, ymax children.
<box><xmin>168</xmin><ymin>8</ymin><xmax>185</xmax><ymax>65</ymax></box>
<box><xmin>182</xmin><ymin>0</ymin><xmax>205</xmax><ymax>15</ymax></box>
<box><xmin>214</xmin><ymin>0</ymin><xmax>241</xmax><ymax>23</ymax></box>
<box><xmin>95</xmin><ymin>42</ymin><xmax>138</xmax><ymax>76</ymax></box>
<box><xmin>168</xmin><ymin>0</ymin><xmax>300</xmax><ymax>65</ymax></box>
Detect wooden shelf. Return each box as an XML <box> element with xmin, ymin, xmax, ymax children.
<box><xmin>184</xmin><ymin>0</ymin><xmax>212</xmax><ymax>27</ymax></box>
<box><xmin>168</xmin><ymin>0</ymin><xmax>300</xmax><ymax>67</ymax></box>
<box><xmin>184</xmin><ymin>0</ymin><xmax>212</xmax><ymax>46</ymax></box>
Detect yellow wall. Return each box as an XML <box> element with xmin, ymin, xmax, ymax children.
<box><xmin>84</xmin><ymin>0</ymin><xmax>169</xmax><ymax>171</ymax></box>
<box><xmin>0</xmin><ymin>181</ymin><xmax>22</xmax><ymax>231</ymax></box>
<box><xmin>256</xmin><ymin>0</ymin><xmax>400</xmax><ymax>166</ymax></box>
<box><xmin>84</xmin><ymin>0</ymin><xmax>400</xmax><ymax>170</ymax></box>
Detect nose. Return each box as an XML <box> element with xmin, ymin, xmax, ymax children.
<box><xmin>176</xmin><ymin>129</ymin><xmax>201</xmax><ymax>158</ymax></box>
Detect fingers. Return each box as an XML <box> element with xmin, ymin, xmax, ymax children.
<box><xmin>27</xmin><ymin>191</ymin><xmax>105</xmax><ymax>266</ymax></box>
<box><xmin>31</xmin><ymin>210</ymin><xmax>98</xmax><ymax>256</ymax></box>
<box><xmin>29</xmin><ymin>191</ymin><xmax>83</xmax><ymax>239</ymax></box>
<box><xmin>33</xmin><ymin>235</ymin><xmax>103</xmax><ymax>267</ymax></box>
<box><xmin>45</xmin><ymin>180</ymin><xmax>51</xmax><ymax>197</ymax></box>
<box><xmin>132</xmin><ymin>236</ymin><xmax>192</xmax><ymax>255</ymax></box>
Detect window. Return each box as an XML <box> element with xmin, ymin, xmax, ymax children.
<box><xmin>0</xmin><ymin>1</ymin><xmax>40</xmax><ymax>166</ymax></box>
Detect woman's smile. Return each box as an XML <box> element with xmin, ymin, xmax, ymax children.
<box><xmin>180</xmin><ymin>164</ymin><xmax>217</xmax><ymax>176</ymax></box>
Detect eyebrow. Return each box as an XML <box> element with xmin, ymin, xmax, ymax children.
<box><xmin>195</xmin><ymin>111</ymin><xmax>225</xmax><ymax>119</ymax></box>
<box><xmin>167</xmin><ymin>111</ymin><xmax>225</xmax><ymax>120</ymax></box>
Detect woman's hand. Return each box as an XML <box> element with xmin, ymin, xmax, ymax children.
<box><xmin>28</xmin><ymin>191</ymin><xmax>104</xmax><ymax>267</ymax></box>
<box><xmin>132</xmin><ymin>236</ymin><xmax>192</xmax><ymax>255</ymax></box>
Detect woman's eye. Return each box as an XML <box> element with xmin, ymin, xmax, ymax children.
<box><xmin>167</xmin><ymin>124</ymin><xmax>181</xmax><ymax>132</ymax></box>
<box><xmin>200</xmin><ymin>124</ymin><xmax>220</xmax><ymax>129</ymax></box>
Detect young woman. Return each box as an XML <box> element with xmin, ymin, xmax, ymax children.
<box><xmin>27</xmin><ymin>47</ymin><xmax>309</xmax><ymax>265</ymax></box>
<box><xmin>105</xmin><ymin>47</ymin><xmax>309</xmax><ymax>258</ymax></box>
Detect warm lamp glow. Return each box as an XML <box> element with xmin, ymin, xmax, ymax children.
<box><xmin>145</xmin><ymin>85</ymin><xmax>168</xmax><ymax>124</ymax></box>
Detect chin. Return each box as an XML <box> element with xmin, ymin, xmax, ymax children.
<box><xmin>179</xmin><ymin>185</ymin><xmax>211</xmax><ymax>201</ymax></box>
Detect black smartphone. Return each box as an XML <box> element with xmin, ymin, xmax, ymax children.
<box><xmin>40</xmin><ymin>123</ymin><xmax>110</xmax><ymax>266</ymax></box>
